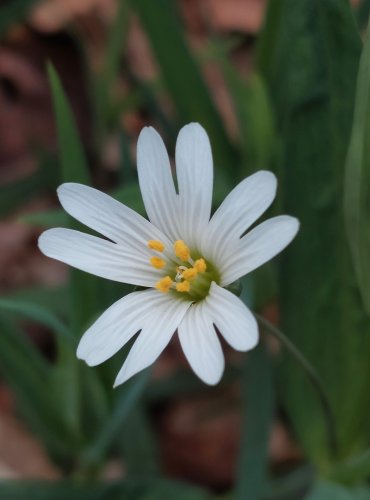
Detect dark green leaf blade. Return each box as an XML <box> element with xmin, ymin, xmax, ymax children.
<box><xmin>344</xmin><ymin>14</ymin><xmax>370</xmax><ymax>314</ymax></box>
<box><xmin>260</xmin><ymin>0</ymin><xmax>370</xmax><ymax>463</ymax></box>
<box><xmin>234</xmin><ymin>344</ymin><xmax>274</xmax><ymax>500</ymax></box>
<box><xmin>0</xmin><ymin>478</ymin><xmax>211</xmax><ymax>500</ymax></box>
<box><xmin>133</xmin><ymin>0</ymin><xmax>237</xmax><ymax>175</ymax></box>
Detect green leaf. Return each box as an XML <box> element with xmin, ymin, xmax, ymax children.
<box><xmin>119</xmin><ymin>403</ymin><xmax>159</xmax><ymax>475</ymax></box>
<box><xmin>19</xmin><ymin>209</ymin><xmax>68</xmax><ymax>228</ymax></box>
<box><xmin>234</xmin><ymin>344</ymin><xmax>274</xmax><ymax>500</ymax></box>
<box><xmin>0</xmin><ymin>156</ymin><xmax>59</xmax><ymax>217</ymax></box>
<box><xmin>255</xmin><ymin>0</ymin><xmax>285</xmax><ymax>82</ymax></box>
<box><xmin>133</xmin><ymin>0</ymin><xmax>237</xmax><ymax>177</ymax></box>
<box><xmin>96</xmin><ymin>0</ymin><xmax>130</xmax><ymax>132</ymax></box>
<box><xmin>0</xmin><ymin>0</ymin><xmax>40</xmax><ymax>37</ymax></box>
<box><xmin>261</xmin><ymin>0</ymin><xmax>370</xmax><ymax>464</ymax></box>
<box><xmin>330</xmin><ymin>448</ymin><xmax>370</xmax><ymax>484</ymax></box>
<box><xmin>222</xmin><ymin>63</ymin><xmax>277</xmax><ymax>175</ymax></box>
<box><xmin>81</xmin><ymin>371</ymin><xmax>149</xmax><ymax>467</ymax></box>
<box><xmin>0</xmin><ymin>298</ymin><xmax>73</xmax><ymax>341</ymax></box>
<box><xmin>2</xmin><ymin>285</ymin><xmax>68</xmax><ymax>317</ymax></box>
<box><xmin>305</xmin><ymin>481</ymin><xmax>370</xmax><ymax>500</ymax></box>
<box><xmin>344</xmin><ymin>15</ymin><xmax>370</xmax><ymax>314</ymax></box>
<box><xmin>47</xmin><ymin>64</ymin><xmax>90</xmax><ymax>185</ymax></box>
<box><xmin>255</xmin><ymin>314</ymin><xmax>337</xmax><ymax>455</ymax></box>
<box><xmin>0</xmin><ymin>318</ymin><xmax>71</xmax><ymax>462</ymax></box>
<box><xmin>0</xmin><ymin>478</ymin><xmax>211</xmax><ymax>500</ymax></box>
<box><xmin>48</xmin><ymin>63</ymin><xmax>101</xmax><ymax>447</ymax></box>
<box><xmin>263</xmin><ymin>465</ymin><xmax>314</xmax><ymax>500</ymax></box>
<box><xmin>355</xmin><ymin>0</ymin><xmax>370</xmax><ymax>28</ymax></box>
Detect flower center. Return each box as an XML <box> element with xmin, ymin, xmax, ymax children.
<box><xmin>147</xmin><ymin>239</ymin><xmax>219</xmax><ymax>301</ymax></box>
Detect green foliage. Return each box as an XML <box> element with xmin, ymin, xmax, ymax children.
<box><xmin>133</xmin><ymin>0</ymin><xmax>237</xmax><ymax>178</ymax></box>
<box><xmin>0</xmin><ymin>157</ymin><xmax>59</xmax><ymax>217</ymax></box>
<box><xmin>344</xmin><ymin>17</ymin><xmax>370</xmax><ymax>314</ymax></box>
<box><xmin>259</xmin><ymin>0</ymin><xmax>370</xmax><ymax>470</ymax></box>
<box><xmin>234</xmin><ymin>344</ymin><xmax>274</xmax><ymax>500</ymax></box>
<box><xmin>0</xmin><ymin>479</ymin><xmax>211</xmax><ymax>500</ymax></box>
<box><xmin>2</xmin><ymin>0</ymin><xmax>370</xmax><ymax>495</ymax></box>
<box><xmin>0</xmin><ymin>318</ymin><xmax>72</xmax><ymax>464</ymax></box>
<box><xmin>305</xmin><ymin>480</ymin><xmax>370</xmax><ymax>499</ymax></box>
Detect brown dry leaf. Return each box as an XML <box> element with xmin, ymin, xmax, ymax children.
<box><xmin>0</xmin><ymin>411</ymin><xmax>60</xmax><ymax>479</ymax></box>
<box><xmin>0</xmin><ymin>28</ymin><xmax>92</xmax><ymax>182</ymax></box>
<box><xmin>157</xmin><ymin>389</ymin><xmax>302</xmax><ymax>489</ymax></box>
<box><xmin>205</xmin><ymin>0</ymin><xmax>266</xmax><ymax>34</ymax></box>
<box><xmin>157</xmin><ymin>390</ymin><xmax>240</xmax><ymax>489</ymax></box>
<box><xmin>269</xmin><ymin>422</ymin><xmax>302</xmax><ymax>465</ymax></box>
<box><xmin>30</xmin><ymin>0</ymin><xmax>116</xmax><ymax>33</ymax></box>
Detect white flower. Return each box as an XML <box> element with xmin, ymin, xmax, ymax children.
<box><xmin>38</xmin><ymin>123</ymin><xmax>299</xmax><ymax>386</ymax></box>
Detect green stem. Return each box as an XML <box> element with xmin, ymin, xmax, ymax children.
<box><xmin>254</xmin><ymin>313</ymin><xmax>339</xmax><ymax>458</ymax></box>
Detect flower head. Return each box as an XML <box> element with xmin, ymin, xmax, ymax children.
<box><xmin>38</xmin><ymin>123</ymin><xmax>299</xmax><ymax>386</ymax></box>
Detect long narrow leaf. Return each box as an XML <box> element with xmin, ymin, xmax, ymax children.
<box><xmin>81</xmin><ymin>371</ymin><xmax>149</xmax><ymax>467</ymax></box>
<box><xmin>48</xmin><ymin>64</ymin><xmax>98</xmax><ymax>444</ymax></box>
<box><xmin>344</xmin><ymin>14</ymin><xmax>370</xmax><ymax>313</ymax></box>
<box><xmin>133</xmin><ymin>0</ymin><xmax>237</xmax><ymax>176</ymax></box>
<box><xmin>0</xmin><ymin>478</ymin><xmax>211</xmax><ymax>500</ymax></box>
<box><xmin>0</xmin><ymin>318</ymin><xmax>70</xmax><ymax>461</ymax></box>
<box><xmin>0</xmin><ymin>298</ymin><xmax>73</xmax><ymax>341</ymax></box>
<box><xmin>261</xmin><ymin>0</ymin><xmax>370</xmax><ymax>463</ymax></box>
<box><xmin>234</xmin><ymin>344</ymin><xmax>274</xmax><ymax>500</ymax></box>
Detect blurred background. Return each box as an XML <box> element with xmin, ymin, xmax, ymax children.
<box><xmin>1</xmin><ymin>0</ymin><xmax>370</xmax><ymax>498</ymax></box>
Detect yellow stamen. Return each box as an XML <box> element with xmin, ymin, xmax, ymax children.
<box><xmin>174</xmin><ymin>240</ymin><xmax>190</xmax><ymax>261</ymax></box>
<box><xmin>176</xmin><ymin>280</ymin><xmax>190</xmax><ymax>292</ymax></box>
<box><xmin>148</xmin><ymin>240</ymin><xmax>165</xmax><ymax>252</ymax></box>
<box><xmin>155</xmin><ymin>276</ymin><xmax>173</xmax><ymax>293</ymax></box>
<box><xmin>194</xmin><ymin>258</ymin><xmax>207</xmax><ymax>273</ymax></box>
<box><xmin>150</xmin><ymin>256</ymin><xmax>166</xmax><ymax>269</ymax></box>
<box><xmin>182</xmin><ymin>267</ymin><xmax>198</xmax><ymax>281</ymax></box>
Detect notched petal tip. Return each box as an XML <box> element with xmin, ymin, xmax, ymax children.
<box><xmin>137</xmin><ymin>125</ymin><xmax>160</xmax><ymax>145</ymax></box>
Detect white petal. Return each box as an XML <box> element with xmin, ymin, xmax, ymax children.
<box><xmin>178</xmin><ymin>301</ymin><xmax>224</xmax><ymax>385</ymax></box>
<box><xmin>207</xmin><ymin>282</ymin><xmax>258</xmax><ymax>351</ymax></box>
<box><xmin>77</xmin><ymin>289</ymin><xmax>162</xmax><ymax>365</ymax></box>
<box><xmin>57</xmin><ymin>183</ymin><xmax>172</xmax><ymax>256</ymax></box>
<box><xmin>137</xmin><ymin>127</ymin><xmax>180</xmax><ymax>241</ymax></box>
<box><xmin>201</xmin><ymin>171</ymin><xmax>277</xmax><ymax>264</ymax></box>
<box><xmin>38</xmin><ymin>228</ymin><xmax>161</xmax><ymax>287</ymax></box>
<box><xmin>113</xmin><ymin>294</ymin><xmax>191</xmax><ymax>386</ymax></box>
<box><xmin>220</xmin><ymin>215</ymin><xmax>300</xmax><ymax>286</ymax></box>
<box><xmin>175</xmin><ymin>123</ymin><xmax>213</xmax><ymax>246</ymax></box>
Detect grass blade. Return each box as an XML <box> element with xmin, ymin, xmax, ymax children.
<box><xmin>0</xmin><ymin>298</ymin><xmax>73</xmax><ymax>341</ymax></box>
<box><xmin>234</xmin><ymin>343</ymin><xmax>274</xmax><ymax>500</ymax></box>
<box><xmin>133</xmin><ymin>0</ymin><xmax>237</xmax><ymax>175</ymax></box>
<box><xmin>344</xmin><ymin>14</ymin><xmax>370</xmax><ymax>314</ymax></box>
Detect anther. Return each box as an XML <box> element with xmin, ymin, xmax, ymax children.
<box><xmin>148</xmin><ymin>240</ymin><xmax>165</xmax><ymax>252</ymax></box>
<box><xmin>194</xmin><ymin>258</ymin><xmax>207</xmax><ymax>273</ymax></box>
<box><xmin>155</xmin><ymin>276</ymin><xmax>173</xmax><ymax>293</ymax></box>
<box><xmin>150</xmin><ymin>256</ymin><xmax>166</xmax><ymax>269</ymax></box>
<box><xmin>174</xmin><ymin>240</ymin><xmax>190</xmax><ymax>261</ymax></box>
<box><xmin>182</xmin><ymin>267</ymin><xmax>198</xmax><ymax>281</ymax></box>
<box><xmin>176</xmin><ymin>280</ymin><xmax>190</xmax><ymax>292</ymax></box>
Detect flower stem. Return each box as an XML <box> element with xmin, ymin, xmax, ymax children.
<box><xmin>254</xmin><ymin>313</ymin><xmax>339</xmax><ymax>458</ymax></box>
